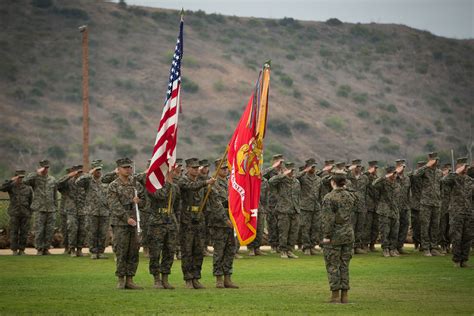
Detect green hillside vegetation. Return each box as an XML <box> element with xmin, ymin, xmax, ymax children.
<box><xmin>0</xmin><ymin>0</ymin><xmax>473</xmax><ymax>176</ymax></box>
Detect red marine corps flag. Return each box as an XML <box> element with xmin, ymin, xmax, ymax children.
<box><xmin>146</xmin><ymin>14</ymin><xmax>184</xmax><ymax>193</ymax></box>
<box><xmin>227</xmin><ymin>62</ymin><xmax>271</xmax><ymax>245</ymax></box>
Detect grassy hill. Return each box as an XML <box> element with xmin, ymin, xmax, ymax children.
<box><xmin>1</xmin><ymin>0</ymin><xmax>473</xmax><ymax>176</ymax></box>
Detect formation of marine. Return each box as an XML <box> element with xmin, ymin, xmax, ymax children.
<box><xmin>1</xmin><ymin>151</ymin><xmax>473</xmax><ymax>293</ymax></box>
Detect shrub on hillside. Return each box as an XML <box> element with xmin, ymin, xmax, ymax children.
<box><xmin>324</xmin><ymin>116</ymin><xmax>345</xmax><ymax>133</ymax></box>
<box><xmin>115</xmin><ymin>144</ymin><xmax>137</xmax><ymax>157</ymax></box>
<box><xmin>182</xmin><ymin>78</ymin><xmax>199</xmax><ymax>93</ymax></box>
<box><xmin>325</xmin><ymin>18</ymin><xmax>343</xmax><ymax>26</ymax></box>
<box><xmin>319</xmin><ymin>100</ymin><xmax>330</xmax><ymax>108</ymax></box>
<box><xmin>352</xmin><ymin>92</ymin><xmax>368</xmax><ymax>104</ymax></box>
<box><xmin>268</xmin><ymin>119</ymin><xmax>292</xmax><ymax>137</ymax></box>
<box><xmin>336</xmin><ymin>85</ymin><xmax>351</xmax><ymax>98</ymax></box>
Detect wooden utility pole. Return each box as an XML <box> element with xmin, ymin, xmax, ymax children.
<box><xmin>79</xmin><ymin>25</ymin><xmax>89</xmax><ymax>171</ymax></box>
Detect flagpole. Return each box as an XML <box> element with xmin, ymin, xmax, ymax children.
<box><xmin>199</xmin><ymin>146</ymin><xmax>229</xmax><ymax>212</ymax></box>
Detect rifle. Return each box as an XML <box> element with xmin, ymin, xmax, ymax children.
<box><xmin>199</xmin><ymin>146</ymin><xmax>229</xmax><ymax>212</ymax></box>
<box><xmin>132</xmin><ymin>162</ymin><xmax>142</xmax><ymax>234</ymax></box>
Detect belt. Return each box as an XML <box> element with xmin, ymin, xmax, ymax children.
<box><xmin>189</xmin><ymin>206</ymin><xmax>200</xmax><ymax>212</ymax></box>
<box><xmin>157</xmin><ymin>208</ymin><xmax>171</xmax><ymax>214</ymax></box>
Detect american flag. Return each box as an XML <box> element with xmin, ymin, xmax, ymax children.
<box><xmin>146</xmin><ymin>18</ymin><xmax>183</xmax><ymax>193</ymax></box>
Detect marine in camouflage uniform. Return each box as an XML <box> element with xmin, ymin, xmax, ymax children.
<box><xmin>395</xmin><ymin>159</ymin><xmax>411</xmax><ymax>254</ymax></box>
<box><xmin>1</xmin><ymin>170</ymin><xmax>33</xmax><ymax>255</ymax></box>
<box><xmin>441</xmin><ymin>158</ymin><xmax>473</xmax><ymax>268</ymax></box>
<box><xmin>414</xmin><ymin>152</ymin><xmax>444</xmax><ymax>256</ymax></box>
<box><xmin>346</xmin><ymin>159</ymin><xmax>369</xmax><ymax>254</ymax></box>
<box><xmin>373</xmin><ymin>166</ymin><xmax>401</xmax><ymax>257</ymax></box>
<box><xmin>178</xmin><ymin>158</ymin><xmax>215</xmax><ymax>289</ymax></box>
<box><xmin>58</xmin><ymin>171</ymin><xmax>69</xmax><ymax>254</ymax></box>
<box><xmin>76</xmin><ymin>160</ymin><xmax>110</xmax><ymax>259</ymax></box>
<box><xmin>24</xmin><ymin>159</ymin><xmax>58</xmax><ymax>255</ymax></box>
<box><xmin>321</xmin><ymin>173</ymin><xmax>356</xmax><ymax>304</ymax></box>
<box><xmin>296</xmin><ymin>158</ymin><xmax>322</xmax><ymax>255</ymax></box>
<box><xmin>247</xmin><ymin>177</ymin><xmax>269</xmax><ymax>256</ymax></box>
<box><xmin>262</xmin><ymin>154</ymin><xmax>285</xmax><ymax>253</ymax></box>
<box><xmin>107</xmin><ymin>157</ymin><xmax>146</xmax><ymax>290</ymax></box>
<box><xmin>439</xmin><ymin>163</ymin><xmax>452</xmax><ymax>254</ymax></box>
<box><xmin>147</xmin><ymin>172</ymin><xmax>179</xmax><ymax>290</ymax></box>
<box><xmin>206</xmin><ymin>159</ymin><xmax>238</xmax><ymax>288</ymax></box>
<box><xmin>364</xmin><ymin>160</ymin><xmax>380</xmax><ymax>252</ymax></box>
<box><xmin>409</xmin><ymin>160</ymin><xmax>426</xmax><ymax>250</ymax></box>
<box><xmin>58</xmin><ymin>165</ymin><xmax>87</xmax><ymax>257</ymax></box>
<box><xmin>269</xmin><ymin>161</ymin><xmax>301</xmax><ymax>259</ymax></box>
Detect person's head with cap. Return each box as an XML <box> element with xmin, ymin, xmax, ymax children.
<box><xmin>324</xmin><ymin>159</ymin><xmax>335</xmax><ymax>166</ymax></box>
<box><xmin>116</xmin><ymin>157</ymin><xmax>133</xmax><ymax>178</ymax></box>
<box><xmin>272</xmin><ymin>154</ymin><xmax>283</xmax><ymax>162</ymax></box>
<box><xmin>91</xmin><ymin>159</ymin><xmax>103</xmax><ymax>178</ymax></box>
<box><xmin>12</xmin><ymin>169</ymin><xmax>26</xmax><ymax>183</ymax></box>
<box><xmin>349</xmin><ymin>159</ymin><xmax>362</xmax><ymax>174</ymax></box>
<box><xmin>395</xmin><ymin>159</ymin><xmax>406</xmax><ymax>167</ymax></box>
<box><xmin>305</xmin><ymin>158</ymin><xmax>317</xmax><ymax>174</ymax></box>
<box><xmin>385</xmin><ymin>165</ymin><xmax>396</xmax><ymax>180</ymax></box>
<box><xmin>455</xmin><ymin>157</ymin><xmax>469</xmax><ymax>175</ymax></box>
<box><xmin>271</xmin><ymin>154</ymin><xmax>284</xmax><ymax>170</ymax></box>
<box><xmin>214</xmin><ymin>158</ymin><xmax>228</xmax><ymax>178</ymax></box>
<box><xmin>173</xmin><ymin>158</ymin><xmax>184</xmax><ymax>176</ymax></box>
<box><xmin>72</xmin><ymin>164</ymin><xmax>84</xmax><ymax>177</ymax></box>
<box><xmin>284</xmin><ymin>161</ymin><xmax>296</xmax><ymax>177</ymax></box>
<box><xmin>199</xmin><ymin>159</ymin><xmax>210</xmax><ymax>175</ymax></box>
<box><xmin>427</xmin><ymin>152</ymin><xmax>440</xmax><ymax>168</ymax></box>
<box><xmin>37</xmin><ymin>159</ymin><xmax>50</xmax><ymax>175</ymax></box>
<box><xmin>185</xmin><ymin>157</ymin><xmax>200</xmax><ymax>178</ymax></box>
<box><xmin>334</xmin><ymin>161</ymin><xmax>346</xmax><ymax>171</ymax></box>
<box><xmin>416</xmin><ymin>160</ymin><xmax>426</xmax><ymax>167</ymax></box>
<box><xmin>351</xmin><ymin>159</ymin><xmax>362</xmax><ymax>166</ymax></box>
<box><xmin>441</xmin><ymin>162</ymin><xmax>451</xmax><ymax>173</ymax></box>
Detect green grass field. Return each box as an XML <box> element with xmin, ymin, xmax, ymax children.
<box><xmin>0</xmin><ymin>250</ymin><xmax>473</xmax><ymax>315</ymax></box>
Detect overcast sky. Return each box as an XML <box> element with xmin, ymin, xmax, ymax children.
<box><xmin>121</xmin><ymin>0</ymin><xmax>473</xmax><ymax>39</ymax></box>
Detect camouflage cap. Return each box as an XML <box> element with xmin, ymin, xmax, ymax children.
<box><xmin>116</xmin><ymin>157</ymin><xmax>133</xmax><ymax>168</ymax></box>
<box><xmin>199</xmin><ymin>159</ymin><xmax>210</xmax><ymax>167</ymax></box>
<box><xmin>442</xmin><ymin>162</ymin><xmax>451</xmax><ymax>168</ymax></box>
<box><xmin>351</xmin><ymin>159</ymin><xmax>362</xmax><ymax>165</ymax></box>
<box><xmin>91</xmin><ymin>159</ymin><xmax>103</xmax><ymax>169</ymax></box>
<box><xmin>284</xmin><ymin>161</ymin><xmax>295</xmax><ymax>169</ymax></box>
<box><xmin>456</xmin><ymin>157</ymin><xmax>468</xmax><ymax>164</ymax></box>
<box><xmin>175</xmin><ymin>158</ymin><xmax>183</xmax><ymax>166</ymax></box>
<box><xmin>185</xmin><ymin>158</ymin><xmax>200</xmax><ymax>168</ymax></box>
<box><xmin>385</xmin><ymin>165</ymin><xmax>396</xmax><ymax>174</ymax></box>
<box><xmin>368</xmin><ymin>160</ymin><xmax>378</xmax><ymax>167</ymax></box>
<box><xmin>331</xmin><ymin>172</ymin><xmax>346</xmax><ymax>182</ymax></box>
<box><xmin>324</xmin><ymin>159</ymin><xmax>335</xmax><ymax>165</ymax></box>
<box><xmin>395</xmin><ymin>159</ymin><xmax>406</xmax><ymax>164</ymax></box>
<box><xmin>272</xmin><ymin>154</ymin><xmax>283</xmax><ymax>160</ymax></box>
<box><xmin>214</xmin><ymin>158</ymin><xmax>228</xmax><ymax>168</ymax></box>
<box><xmin>335</xmin><ymin>161</ymin><xmax>346</xmax><ymax>168</ymax></box>
<box><xmin>305</xmin><ymin>158</ymin><xmax>317</xmax><ymax>167</ymax></box>
<box><xmin>39</xmin><ymin>159</ymin><xmax>50</xmax><ymax>167</ymax></box>
<box><xmin>72</xmin><ymin>164</ymin><xmax>84</xmax><ymax>171</ymax></box>
<box><xmin>428</xmin><ymin>152</ymin><xmax>439</xmax><ymax>160</ymax></box>
<box><xmin>14</xmin><ymin>170</ymin><xmax>26</xmax><ymax>177</ymax></box>
<box><xmin>417</xmin><ymin>160</ymin><xmax>427</xmax><ymax>166</ymax></box>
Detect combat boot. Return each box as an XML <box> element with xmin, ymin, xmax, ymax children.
<box><xmin>216</xmin><ymin>275</ymin><xmax>225</xmax><ymax>288</ymax></box>
<box><xmin>431</xmin><ymin>249</ymin><xmax>444</xmax><ymax>256</ymax></box>
<box><xmin>185</xmin><ymin>280</ymin><xmax>194</xmax><ymax>289</ymax></box>
<box><xmin>12</xmin><ymin>250</ymin><xmax>18</xmax><ymax>256</ymax></box>
<box><xmin>18</xmin><ymin>250</ymin><xmax>25</xmax><ymax>256</ymax></box>
<box><xmin>70</xmin><ymin>248</ymin><xmax>76</xmax><ymax>257</ymax></box>
<box><xmin>248</xmin><ymin>249</ymin><xmax>256</xmax><ymax>256</ymax></box>
<box><xmin>63</xmin><ymin>246</ymin><xmax>70</xmax><ymax>255</ymax></box>
<box><xmin>287</xmin><ymin>251</ymin><xmax>299</xmax><ymax>259</ymax></box>
<box><xmin>43</xmin><ymin>249</ymin><xmax>51</xmax><ymax>255</ymax></box>
<box><xmin>310</xmin><ymin>248</ymin><xmax>320</xmax><ymax>255</ymax></box>
<box><xmin>461</xmin><ymin>262</ymin><xmax>470</xmax><ymax>268</ymax></box>
<box><xmin>414</xmin><ymin>242</ymin><xmax>419</xmax><ymax>250</ymax></box>
<box><xmin>389</xmin><ymin>250</ymin><xmax>399</xmax><ymax>257</ymax></box>
<box><xmin>423</xmin><ymin>250</ymin><xmax>432</xmax><ymax>257</ymax></box>
<box><xmin>270</xmin><ymin>246</ymin><xmax>277</xmax><ymax>254</ymax></box>
<box><xmin>329</xmin><ymin>290</ymin><xmax>340</xmax><ymax>303</ymax></box>
<box><xmin>153</xmin><ymin>274</ymin><xmax>164</xmax><ymax>289</ymax></box>
<box><xmin>161</xmin><ymin>274</ymin><xmax>174</xmax><ymax>289</ymax></box>
<box><xmin>90</xmin><ymin>253</ymin><xmax>98</xmax><ymax>259</ymax></box>
<box><xmin>355</xmin><ymin>247</ymin><xmax>367</xmax><ymax>254</ymax></box>
<box><xmin>383</xmin><ymin>249</ymin><xmax>390</xmax><ymax>257</ymax></box>
<box><xmin>117</xmin><ymin>276</ymin><xmax>126</xmax><ymax>289</ymax></box>
<box><xmin>143</xmin><ymin>247</ymin><xmax>150</xmax><ymax>258</ymax></box>
<box><xmin>341</xmin><ymin>290</ymin><xmax>349</xmax><ymax>304</ymax></box>
<box><xmin>76</xmin><ymin>248</ymin><xmax>84</xmax><ymax>257</ymax></box>
<box><xmin>441</xmin><ymin>246</ymin><xmax>447</xmax><ymax>255</ymax></box>
<box><xmin>369</xmin><ymin>243</ymin><xmax>377</xmax><ymax>252</ymax></box>
<box><xmin>125</xmin><ymin>276</ymin><xmax>143</xmax><ymax>290</ymax></box>
<box><xmin>280</xmin><ymin>251</ymin><xmax>289</xmax><ymax>259</ymax></box>
<box><xmin>304</xmin><ymin>249</ymin><xmax>311</xmax><ymax>255</ymax></box>
<box><xmin>192</xmin><ymin>279</ymin><xmax>205</xmax><ymax>289</ymax></box>
<box><xmin>224</xmin><ymin>275</ymin><xmax>239</xmax><ymax>289</ymax></box>
<box><xmin>36</xmin><ymin>249</ymin><xmax>43</xmax><ymax>256</ymax></box>
<box><xmin>255</xmin><ymin>248</ymin><xmax>266</xmax><ymax>256</ymax></box>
